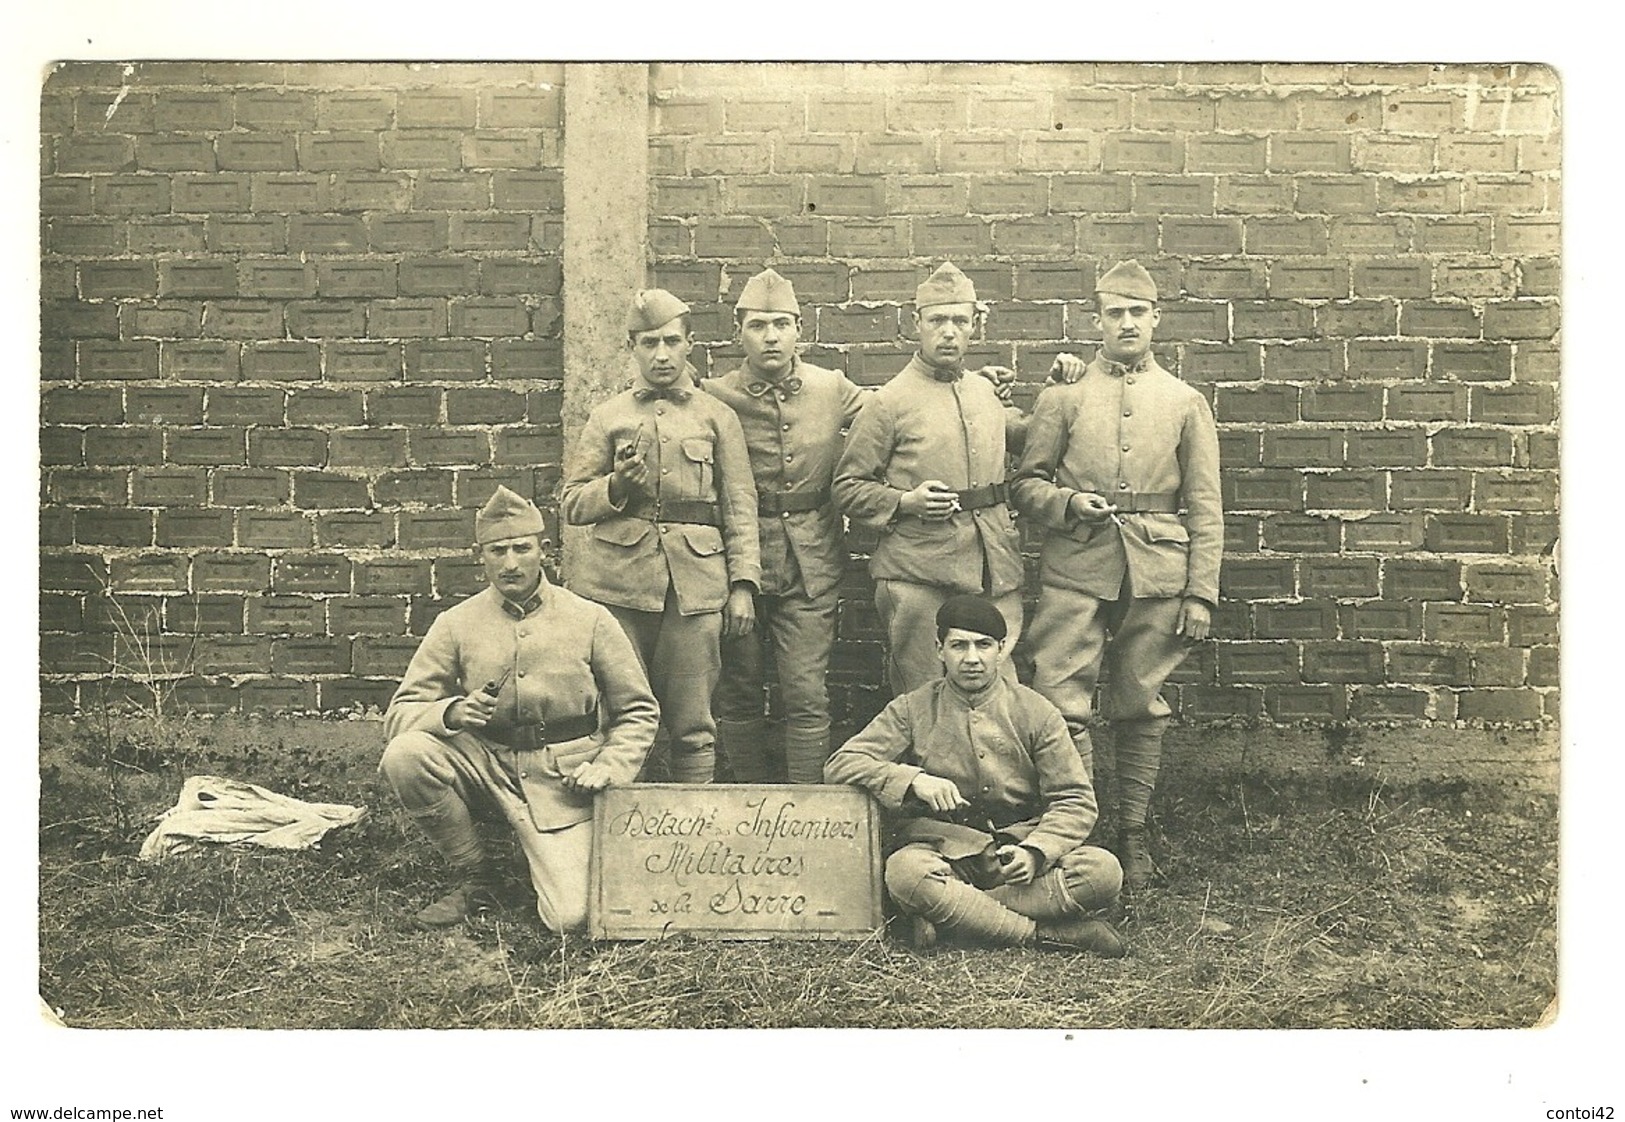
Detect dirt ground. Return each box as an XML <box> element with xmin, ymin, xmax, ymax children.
<box><xmin>37</xmin><ymin>713</ymin><xmax>1557</xmax><ymax>1030</ymax></box>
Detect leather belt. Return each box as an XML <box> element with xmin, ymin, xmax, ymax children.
<box><xmin>624</xmin><ymin>498</ymin><xmax>721</xmax><ymax>527</ymax></box>
<box><xmin>954</xmin><ymin>481</ymin><xmax>1008</xmax><ymax>511</ymax></box>
<box><xmin>484</xmin><ymin>712</ymin><xmax>599</xmax><ymax>750</ymax></box>
<box><xmin>1106</xmin><ymin>490</ymin><xmax>1180</xmax><ymax>514</ymax></box>
<box><xmin>758</xmin><ymin>489</ymin><xmax>829</xmax><ymax>514</ymax></box>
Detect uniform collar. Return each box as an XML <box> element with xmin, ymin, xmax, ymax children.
<box><xmin>633</xmin><ymin>381</ymin><xmax>692</xmax><ymax>403</ymax></box>
<box><xmin>743</xmin><ymin>356</ymin><xmax>804</xmax><ymax>397</ymax></box>
<box><xmin>495</xmin><ymin>580</ymin><xmax>547</xmax><ymax>620</ymax></box>
<box><xmin>1099</xmin><ymin>353</ymin><xmax>1153</xmax><ymax>378</ymax></box>
<box><xmin>909</xmin><ymin>354</ymin><xmax>963</xmax><ymax>384</ymax></box>
<box><xmin>940</xmin><ymin>674</ymin><xmax>1006</xmax><ymax>710</ymax></box>
<box><xmin>633</xmin><ymin>363</ymin><xmax>700</xmax><ymax>402</ymax></box>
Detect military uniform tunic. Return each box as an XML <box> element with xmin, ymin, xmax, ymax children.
<box><xmin>1012</xmin><ymin>354</ymin><xmax>1223</xmax><ymax>731</ymax></box>
<box><xmin>703</xmin><ymin>358</ymin><xmax>866</xmax><ymax>781</ymax></box>
<box><xmin>561</xmin><ymin>376</ymin><xmax>761</xmax><ymax>779</ymax></box>
<box><xmin>562</xmin><ymin>378</ymin><xmax>761</xmax><ymax>614</ymax></box>
<box><xmin>833</xmin><ymin>356</ymin><xmax>1029</xmax><ymax>694</ymax></box>
<box><xmin>380</xmin><ymin>581</ymin><xmax>659</xmax><ymax>931</ymax></box>
<box><xmin>824</xmin><ymin>676</ymin><xmax>1120</xmax><ymax>923</ymax></box>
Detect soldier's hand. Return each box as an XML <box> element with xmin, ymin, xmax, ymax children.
<box><xmin>973</xmin><ymin>364</ymin><xmax>1017</xmax><ymax>404</ymax></box>
<box><xmin>723</xmin><ymin>584</ymin><xmax>757</xmax><ymax>639</ymax></box>
<box><xmin>908</xmin><ymin>773</ymin><xmax>969</xmax><ymax>813</ymax></box>
<box><xmin>1048</xmin><ymin>353</ymin><xmax>1087</xmax><ymax>384</ymax></box>
<box><xmin>446</xmin><ymin>690</ymin><xmax>497</xmax><ymax>731</ymax></box>
<box><xmin>1068</xmin><ymin>491</ymin><xmax>1118</xmax><ymax>523</ymax></box>
<box><xmin>898</xmin><ymin>480</ymin><xmax>960</xmax><ymax>521</ymax></box>
<box><xmin>611</xmin><ymin>439</ymin><xmax>649</xmax><ymax>496</ymax></box>
<box><xmin>995</xmin><ymin>844</ymin><xmax>1039</xmax><ymax>886</ymax></box>
<box><xmin>1177</xmin><ymin>597</ymin><xmax>1213</xmax><ymax>643</ymax></box>
<box><xmin>566</xmin><ymin>760</ymin><xmax>614</xmax><ymax>792</ymax></box>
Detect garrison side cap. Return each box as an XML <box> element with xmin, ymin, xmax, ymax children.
<box><xmin>476</xmin><ymin>484</ymin><xmax>545</xmax><ymax>544</ymax></box>
<box><xmin>627</xmin><ymin>288</ymin><xmax>692</xmax><ymax>334</ymax></box>
<box><xmin>735</xmin><ymin>267</ymin><xmax>801</xmax><ymax>316</ymax></box>
<box><xmin>915</xmin><ymin>261</ymin><xmax>978</xmax><ymax>310</ymax></box>
<box><xmin>1095</xmin><ymin>259</ymin><xmax>1158</xmax><ymax>303</ymax></box>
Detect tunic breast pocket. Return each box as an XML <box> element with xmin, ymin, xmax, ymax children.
<box><xmin>680</xmin><ymin>437</ymin><xmax>715</xmax><ymax>496</ymax></box>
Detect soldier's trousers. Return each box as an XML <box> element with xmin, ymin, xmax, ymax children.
<box><xmin>875</xmin><ymin>579</ymin><xmax>1023</xmax><ymax>696</ymax></box>
<box><xmin>885</xmin><ymin>842</ymin><xmax>1122</xmax><ymax>942</ymax></box>
<box><xmin>608</xmin><ymin>585</ymin><xmax>722</xmax><ymax>783</ymax></box>
<box><xmin>715</xmin><ymin>583</ymin><xmax>838</xmax><ymax>783</ymax></box>
<box><xmin>1028</xmin><ymin>587</ymin><xmax>1191</xmax><ymax>770</ymax></box>
<box><xmin>380</xmin><ymin>729</ymin><xmax>592</xmax><ymax>933</ymax></box>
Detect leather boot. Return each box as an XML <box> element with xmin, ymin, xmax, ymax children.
<box><xmin>1035</xmin><ymin>915</ymin><xmax>1128</xmax><ymax>958</ymax></box>
<box><xmin>413</xmin><ymin>867</ymin><xmax>501</xmax><ymax>929</ymax></box>
<box><xmin>715</xmin><ymin>717</ymin><xmax>775</xmax><ymax>783</ymax></box>
<box><xmin>1118</xmin><ymin>827</ymin><xmax>1157</xmax><ymax>893</ymax></box>
<box><xmin>782</xmin><ymin>724</ymin><xmax>832</xmax><ymax>785</ymax></box>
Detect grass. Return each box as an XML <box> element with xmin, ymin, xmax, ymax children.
<box><xmin>38</xmin><ymin>714</ymin><xmax>1557</xmax><ymax>1030</ymax></box>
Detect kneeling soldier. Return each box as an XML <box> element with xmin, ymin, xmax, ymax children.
<box><xmin>824</xmin><ymin>595</ymin><xmax>1126</xmax><ymax>955</ymax></box>
<box><xmin>380</xmin><ymin>487</ymin><xmax>659</xmax><ymax>931</ymax></box>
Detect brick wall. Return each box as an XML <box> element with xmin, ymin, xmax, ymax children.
<box><xmin>39</xmin><ymin>62</ymin><xmax>565</xmax><ymax>714</ymax></box>
<box><xmin>644</xmin><ymin>62</ymin><xmax>1559</xmax><ymax>731</ymax></box>
<box><xmin>39</xmin><ymin>61</ymin><xmax>1560</xmax><ymax>732</ymax></box>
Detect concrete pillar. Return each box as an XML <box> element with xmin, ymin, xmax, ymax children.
<box><xmin>560</xmin><ymin>63</ymin><xmax>648</xmax><ymax>577</ymax></box>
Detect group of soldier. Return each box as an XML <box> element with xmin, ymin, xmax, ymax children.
<box><xmin>381</xmin><ymin>258</ymin><xmax>1223</xmax><ymax>957</ymax></box>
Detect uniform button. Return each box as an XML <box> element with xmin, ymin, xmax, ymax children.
<box><xmin>660</xmin><ymin>525</ymin><xmax>668</xmax><ymax>534</ymax></box>
<box><xmin>662</xmin><ymin>468</ymin><xmax>670</xmax><ymax>474</ymax></box>
<box><xmin>1122</xmin><ymin>445</ymin><xmax>1130</xmax><ymax>453</ymax></box>
<box><xmin>517</xmin><ymin>670</ymin><xmax>526</xmax><ymax>678</ymax></box>
<box><xmin>783</xmin><ymin>480</ymin><xmax>793</xmax><ymax>488</ymax></box>
<box><xmin>1119</xmin><ymin>482</ymin><xmax>1130</xmax><ymax>489</ymax></box>
<box><xmin>661</xmin><ymin>436</ymin><xmax>669</xmax><ymax>443</ymax></box>
<box><xmin>1123</xmin><ymin>408</ymin><xmax>1132</xmax><ymax>417</ymax></box>
<box><xmin>518</xmin><ymin>629</ymin><xmax>527</xmax><ymax>637</ymax></box>
<box><xmin>656</xmin><ymin>407</ymin><xmax>665</xmax><ymax>415</ymax></box>
<box><xmin>782</xmin><ymin>423</ymin><xmax>791</xmax><ymax>431</ymax></box>
<box><xmin>784</xmin><ymin>454</ymin><xmax>793</xmax><ymax>462</ymax></box>
<box><xmin>1127</xmin><ymin>377</ymin><xmax>1136</xmax><ymax>385</ymax></box>
<box><xmin>781</xmin><ymin>511</ymin><xmax>790</xmax><ymax>518</ymax></box>
<box><xmin>519</xmin><ymin>771</ymin><xmax>528</xmax><ymax>779</ymax></box>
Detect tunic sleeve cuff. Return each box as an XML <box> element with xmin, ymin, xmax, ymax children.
<box><xmin>879</xmin><ymin>765</ymin><xmax>924</xmax><ymax>810</ymax></box>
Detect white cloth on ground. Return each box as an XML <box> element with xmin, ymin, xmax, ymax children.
<box><xmin>139</xmin><ymin>774</ymin><xmax>367</xmax><ymax>860</ymax></box>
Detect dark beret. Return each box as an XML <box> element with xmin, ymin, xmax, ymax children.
<box><xmin>935</xmin><ymin>595</ymin><xmax>1008</xmax><ymax>642</ymax></box>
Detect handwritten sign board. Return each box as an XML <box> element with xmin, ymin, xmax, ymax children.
<box><xmin>590</xmin><ymin>784</ymin><xmax>883</xmax><ymax>940</ymax></box>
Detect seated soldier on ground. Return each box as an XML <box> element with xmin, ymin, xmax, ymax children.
<box><xmin>380</xmin><ymin>486</ymin><xmax>659</xmax><ymax>932</ymax></box>
<box><xmin>823</xmin><ymin>595</ymin><xmax>1127</xmax><ymax>956</ymax></box>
